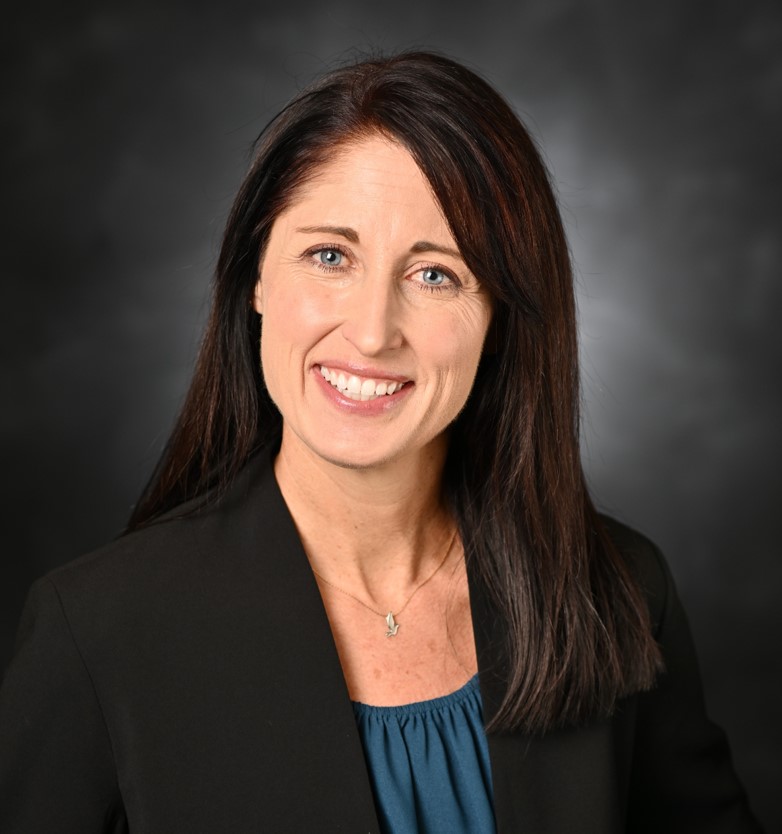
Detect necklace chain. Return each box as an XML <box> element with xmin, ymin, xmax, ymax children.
<box><xmin>311</xmin><ymin>529</ymin><xmax>459</xmax><ymax>636</ymax></box>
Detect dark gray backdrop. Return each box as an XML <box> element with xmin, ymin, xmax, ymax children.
<box><xmin>2</xmin><ymin>0</ymin><xmax>780</xmax><ymax>829</ymax></box>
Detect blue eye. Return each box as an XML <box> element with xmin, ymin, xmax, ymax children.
<box><xmin>317</xmin><ymin>249</ymin><xmax>343</xmax><ymax>266</ymax></box>
<box><xmin>421</xmin><ymin>268</ymin><xmax>447</xmax><ymax>286</ymax></box>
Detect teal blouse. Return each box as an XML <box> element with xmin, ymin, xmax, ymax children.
<box><xmin>352</xmin><ymin>676</ymin><xmax>496</xmax><ymax>834</ymax></box>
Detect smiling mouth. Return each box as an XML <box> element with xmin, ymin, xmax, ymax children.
<box><xmin>318</xmin><ymin>365</ymin><xmax>409</xmax><ymax>401</ymax></box>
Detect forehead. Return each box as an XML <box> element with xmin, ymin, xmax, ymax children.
<box><xmin>276</xmin><ymin>136</ymin><xmax>455</xmax><ymax>243</ymax></box>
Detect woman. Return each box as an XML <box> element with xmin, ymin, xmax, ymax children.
<box><xmin>0</xmin><ymin>52</ymin><xmax>762</xmax><ymax>833</ymax></box>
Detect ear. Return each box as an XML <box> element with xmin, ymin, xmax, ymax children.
<box><xmin>252</xmin><ymin>274</ymin><xmax>264</xmax><ymax>315</ymax></box>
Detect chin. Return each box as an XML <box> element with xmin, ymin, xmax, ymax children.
<box><xmin>302</xmin><ymin>433</ymin><xmax>410</xmax><ymax>472</ymax></box>
<box><xmin>313</xmin><ymin>448</ymin><xmax>397</xmax><ymax>471</ymax></box>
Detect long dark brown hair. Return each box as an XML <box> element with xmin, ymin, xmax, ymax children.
<box><xmin>128</xmin><ymin>51</ymin><xmax>662</xmax><ymax>732</ymax></box>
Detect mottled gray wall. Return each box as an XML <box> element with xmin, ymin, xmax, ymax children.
<box><xmin>2</xmin><ymin>0</ymin><xmax>780</xmax><ymax>827</ymax></box>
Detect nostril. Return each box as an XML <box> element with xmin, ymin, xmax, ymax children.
<box><xmin>340</xmin><ymin>319</ymin><xmax>403</xmax><ymax>355</ymax></box>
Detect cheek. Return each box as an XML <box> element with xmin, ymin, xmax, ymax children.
<box><xmin>258</xmin><ymin>282</ymin><xmax>300</xmax><ymax>402</ymax></box>
<box><xmin>422</xmin><ymin>306</ymin><xmax>491</xmax><ymax>404</ymax></box>
<box><xmin>434</xmin><ymin>304</ymin><xmax>491</xmax><ymax>375</ymax></box>
<box><xmin>261</xmin><ymin>276</ymin><xmax>343</xmax><ymax>341</ymax></box>
<box><xmin>257</xmin><ymin>278</ymin><xmax>342</xmax><ymax>399</ymax></box>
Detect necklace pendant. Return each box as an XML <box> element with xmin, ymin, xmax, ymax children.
<box><xmin>385</xmin><ymin>612</ymin><xmax>399</xmax><ymax>637</ymax></box>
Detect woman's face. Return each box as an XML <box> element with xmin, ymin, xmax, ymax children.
<box><xmin>254</xmin><ymin>135</ymin><xmax>492</xmax><ymax>472</ymax></box>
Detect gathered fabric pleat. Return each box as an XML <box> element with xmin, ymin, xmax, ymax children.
<box><xmin>352</xmin><ymin>676</ymin><xmax>497</xmax><ymax>834</ymax></box>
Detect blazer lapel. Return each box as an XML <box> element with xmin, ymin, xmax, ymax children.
<box><xmin>218</xmin><ymin>451</ymin><xmax>382</xmax><ymax>831</ymax></box>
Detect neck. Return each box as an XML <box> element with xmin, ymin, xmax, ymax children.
<box><xmin>273</xmin><ymin>427</ymin><xmax>454</xmax><ymax>603</ymax></box>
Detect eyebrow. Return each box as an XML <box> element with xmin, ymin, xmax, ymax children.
<box><xmin>296</xmin><ymin>225</ymin><xmax>359</xmax><ymax>243</ymax></box>
<box><xmin>409</xmin><ymin>240</ymin><xmax>463</xmax><ymax>259</ymax></box>
<box><xmin>295</xmin><ymin>226</ymin><xmax>463</xmax><ymax>260</ymax></box>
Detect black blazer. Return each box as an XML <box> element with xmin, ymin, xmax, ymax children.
<box><xmin>0</xmin><ymin>452</ymin><xmax>762</xmax><ymax>833</ymax></box>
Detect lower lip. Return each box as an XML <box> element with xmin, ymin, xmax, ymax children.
<box><xmin>313</xmin><ymin>368</ymin><xmax>412</xmax><ymax>415</ymax></box>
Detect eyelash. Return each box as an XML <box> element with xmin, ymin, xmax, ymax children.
<box><xmin>415</xmin><ymin>266</ymin><xmax>459</xmax><ymax>294</ymax></box>
<box><xmin>304</xmin><ymin>244</ymin><xmax>350</xmax><ymax>273</ymax></box>
<box><xmin>303</xmin><ymin>245</ymin><xmax>461</xmax><ymax>293</ymax></box>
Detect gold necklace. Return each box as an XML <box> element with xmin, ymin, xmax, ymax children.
<box><xmin>311</xmin><ymin>529</ymin><xmax>459</xmax><ymax>637</ymax></box>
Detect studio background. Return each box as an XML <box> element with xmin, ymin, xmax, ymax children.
<box><xmin>2</xmin><ymin>0</ymin><xmax>780</xmax><ymax>829</ymax></box>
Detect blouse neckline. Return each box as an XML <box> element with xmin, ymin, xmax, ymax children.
<box><xmin>351</xmin><ymin>674</ymin><xmax>480</xmax><ymax>718</ymax></box>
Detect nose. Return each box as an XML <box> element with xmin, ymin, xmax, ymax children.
<box><xmin>340</xmin><ymin>276</ymin><xmax>404</xmax><ymax>356</ymax></box>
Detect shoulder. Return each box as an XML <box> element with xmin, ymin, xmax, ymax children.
<box><xmin>35</xmin><ymin>450</ymin><xmax>288</xmax><ymax>653</ymax></box>
<box><xmin>600</xmin><ymin>518</ymin><xmax>766</xmax><ymax>830</ymax></box>
<box><xmin>598</xmin><ymin>514</ymin><xmax>673</xmax><ymax>636</ymax></box>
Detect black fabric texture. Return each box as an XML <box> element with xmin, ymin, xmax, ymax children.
<box><xmin>0</xmin><ymin>453</ymin><xmax>764</xmax><ymax>832</ymax></box>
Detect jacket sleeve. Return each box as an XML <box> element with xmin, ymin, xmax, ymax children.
<box><xmin>625</xmin><ymin>542</ymin><xmax>764</xmax><ymax>833</ymax></box>
<box><xmin>0</xmin><ymin>578</ymin><xmax>126</xmax><ymax>833</ymax></box>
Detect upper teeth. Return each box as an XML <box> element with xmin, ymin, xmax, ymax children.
<box><xmin>319</xmin><ymin>365</ymin><xmax>406</xmax><ymax>401</ymax></box>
